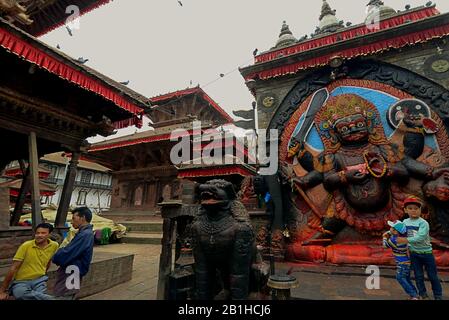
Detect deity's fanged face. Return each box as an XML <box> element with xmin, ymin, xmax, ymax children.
<box><xmin>333</xmin><ymin>114</ymin><xmax>369</xmax><ymax>143</ymax></box>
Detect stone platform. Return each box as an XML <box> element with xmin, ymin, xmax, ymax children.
<box><xmin>0</xmin><ymin>247</ymin><xmax>134</xmax><ymax>299</ymax></box>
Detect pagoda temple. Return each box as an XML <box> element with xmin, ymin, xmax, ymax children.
<box><xmin>87</xmin><ymin>87</ymin><xmax>256</xmax><ymax>216</ymax></box>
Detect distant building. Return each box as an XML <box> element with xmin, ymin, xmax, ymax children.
<box><xmin>1</xmin><ymin>153</ymin><xmax>113</xmax><ymax>213</ymax></box>
<box><xmin>40</xmin><ymin>153</ymin><xmax>113</xmax><ymax>212</ymax></box>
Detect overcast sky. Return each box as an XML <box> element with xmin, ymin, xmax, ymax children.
<box><xmin>40</xmin><ymin>0</ymin><xmax>449</xmax><ymax>140</ymax></box>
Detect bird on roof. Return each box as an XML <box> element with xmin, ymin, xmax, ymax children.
<box><xmin>56</xmin><ymin>44</ymin><xmax>61</xmax><ymax>49</ymax></box>
<box><xmin>253</xmin><ymin>48</ymin><xmax>258</xmax><ymax>56</ymax></box>
<box><xmin>219</xmin><ymin>73</ymin><xmax>225</xmax><ymax>78</ymax></box>
<box><xmin>66</xmin><ymin>25</ymin><xmax>73</xmax><ymax>36</ymax></box>
<box><xmin>405</xmin><ymin>4</ymin><xmax>411</xmax><ymax>10</ymax></box>
<box><xmin>120</xmin><ymin>80</ymin><xmax>130</xmax><ymax>86</ymax></box>
<box><xmin>426</xmin><ymin>1</ymin><xmax>433</xmax><ymax>7</ymax></box>
<box><xmin>178</xmin><ymin>1</ymin><xmax>183</xmax><ymax>6</ymax></box>
<box><xmin>77</xmin><ymin>57</ymin><xmax>89</xmax><ymax>64</ymax></box>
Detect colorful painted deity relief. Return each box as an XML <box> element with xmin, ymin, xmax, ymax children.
<box><xmin>277</xmin><ymin>79</ymin><xmax>449</xmax><ymax>265</ymax></box>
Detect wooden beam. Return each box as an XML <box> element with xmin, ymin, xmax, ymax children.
<box><xmin>156</xmin><ymin>218</ymin><xmax>175</xmax><ymax>300</ymax></box>
<box><xmin>55</xmin><ymin>151</ymin><xmax>81</xmax><ymax>228</ymax></box>
<box><xmin>10</xmin><ymin>160</ymin><xmax>31</xmax><ymax>226</ymax></box>
<box><xmin>28</xmin><ymin>132</ymin><xmax>42</xmax><ymax>230</ymax></box>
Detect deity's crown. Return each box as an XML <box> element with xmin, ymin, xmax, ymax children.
<box><xmin>320</xmin><ymin>94</ymin><xmax>375</xmax><ymax>129</ymax></box>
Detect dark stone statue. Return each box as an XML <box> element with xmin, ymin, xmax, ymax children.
<box><xmin>424</xmin><ymin>170</ymin><xmax>449</xmax><ymax>240</ymax></box>
<box><xmin>190</xmin><ymin>179</ymin><xmax>255</xmax><ymax>300</ymax></box>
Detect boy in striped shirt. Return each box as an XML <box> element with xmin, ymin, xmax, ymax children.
<box><xmin>383</xmin><ymin>220</ymin><xmax>418</xmax><ymax>300</ymax></box>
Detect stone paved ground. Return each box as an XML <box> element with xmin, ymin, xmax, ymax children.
<box><xmin>280</xmin><ymin>263</ymin><xmax>449</xmax><ymax>300</ymax></box>
<box><xmin>83</xmin><ymin>244</ymin><xmax>161</xmax><ymax>300</ymax></box>
<box><xmin>82</xmin><ymin>244</ymin><xmax>449</xmax><ymax>300</ymax></box>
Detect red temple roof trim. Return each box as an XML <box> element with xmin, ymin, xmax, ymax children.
<box><xmin>150</xmin><ymin>87</ymin><xmax>233</xmax><ymax>123</ymax></box>
<box><xmin>0</xmin><ymin>179</ymin><xmax>56</xmax><ymax>197</ymax></box>
<box><xmin>254</xmin><ymin>6</ymin><xmax>439</xmax><ymax>64</ymax></box>
<box><xmin>0</xmin><ymin>18</ymin><xmax>149</xmax><ymax>129</ymax></box>
<box><xmin>245</xmin><ymin>22</ymin><xmax>449</xmax><ymax>81</ymax></box>
<box><xmin>177</xmin><ymin>166</ymin><xmax>255</xmax><ymax>179</ymax></box>
<box><xmin>89</xmin><ymin>131</ymin><xmax>191</xmax><ymax>152</ymax></box>
<box><xmin>3</xmin><ymin>166</ymin><xmax>50</xmax><ymax>179</ymax></box>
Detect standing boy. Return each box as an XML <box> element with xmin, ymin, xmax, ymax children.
<box><xmin>396</xmin><ymin>196</ymin><xmax>443</xmax><ymax>300</ymax></box>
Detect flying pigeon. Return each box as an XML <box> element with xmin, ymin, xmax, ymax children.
<box><xmin>66</xmin><ymin>25</ymin><xmax>73</xmax><ymax>36</ymax></box>
<box><xmin>120</xmin><ymin>80</ymin><xmax>130</xmax><ymax>86</ymax></box>
<box><xmin>178</xmin><ymin>1</ymin><xmax>183</xmax><ymax>6</ymax></box>
<box><xmin>77</xmin><ymin>57</ymin><xmax>89</xmax><ymax>64</ymax></box>
<box><xmin>219</xmin><ymin>73</ymin><xmax>225</xmax><ymax>78</ymax></box>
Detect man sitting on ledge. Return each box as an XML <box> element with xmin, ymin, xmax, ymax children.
<box><xmin>0</xmin><ymin>223</ymin><xmax>59</xmax><ymax>300</ymax></box>
<box><xmin>52</xmin><ymin>207</ymin><xmax>94</xmax><ymax>300</ymax></box>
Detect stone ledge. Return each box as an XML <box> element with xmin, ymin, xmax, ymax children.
<box><xmin>0</xmin><ymin>250</ymin><xmax>134</xmax><ymax>299</ymax></box>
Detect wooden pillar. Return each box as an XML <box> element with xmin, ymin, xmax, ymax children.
<box><xmin>156</xmin><ymin>218</ymin><xmax>175</xmax><ymax>300</ymax></box>
<box><xmin>29</xmin><ymin>132</ymin><xmax>42</xmax><ymax>230</ymax></box>
<box><xmin>0</xmin><ymin>187</ymin><xmax>10</xmax><ymax>230</ymax></box>
<box><xmin>10</xmin><ymin>160</ymin><xmax>31</xmax><ymax>226</ymax></box>
<box><xmin>55</xmin><ymin>152</ymin><xmax>81</xmax><ymax>228</ymax></box>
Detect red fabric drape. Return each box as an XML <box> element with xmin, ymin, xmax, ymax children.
<box><xmin>255</xmin><ymin>7</ymin><xmax>439</xmax><ymax>64</ymax></box>
<box><xmin>89</xmin><ymin>130</ymin><xmax>192</xmax><ymax>152</ymax></box>
<box><xmin>4</xmin><ymin>169</ymin><xmax>50</xmax><ymax>179</ymax></box>
<box><xmin>0</xmin><ymin>26</ymin><xmax>143</xmax><ymax>116</ymax></box>
<box><xmin>247</xmin><ymin>23</ymin><xmax>449</xmax><ymax>80</ymax></box>
<box><xmin>9</xmin><ymin>189</ymin><xmax>55</xmax><ymax>197</ymax></box>
<box><xmin>112</xmin><ymin>113</ymin><xmax>143</xmax><ymax>129</ymax></box>
<box><xmin>178</xmin><ymin>166</ymin><xmax>254</xmax><ymax>178</ymax></box>
<box><xmin>150</xmin><ymin>88</ymin><xmax>199</xmax><ymax>103</ymax></box>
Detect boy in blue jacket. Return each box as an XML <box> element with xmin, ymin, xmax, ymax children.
<box><xmin>383</xmin><ymin>220</ymin><xmax>418</xmax><ymax>300</ymax></box>
<box><xmin>52</xmin><ymin>207</ymin><xmax>94</xmax><ymax>299</ymax></box>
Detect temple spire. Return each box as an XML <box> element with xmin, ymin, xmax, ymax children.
<box><xmin>275</xmin><ymin>21</ymin><xmax>297</xmax><ymax>48</ymax></box>
<box><xmin>366</xmin><ymin>0</ymin><xmax>396</xmax><ymax>21</ymax></box>
<box><xmin>316</xmin><ymin>0</ymin><xmax>344</xmax><ymax>36</ymax></box>
<box><xmin>320</xmin><ymin>0</ymin><xmax>336</xmax><ymax>21</ymax></box>
<box><xmin>279</xmin><ymin>21</ymin><xmax>292</xmax><ymax>37</ymax></box>
<box><xmin>367</xmin><ymin>0</ymin><xmax>384</xmax><ymax>6</ymax></box>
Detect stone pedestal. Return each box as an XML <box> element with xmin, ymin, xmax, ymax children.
<box><xmin>0</xmin><ymin>187</ymin><xmax>10</xmax><ymax>230</ymax></box>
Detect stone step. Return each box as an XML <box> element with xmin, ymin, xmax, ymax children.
<box><xmin>121</xmin><ymin>222</ymin><xmax>163</xmax><ymax>233</ymax></box>
<box><xmin>122</xmin><ymin>232</ymin><xmax>162</xmax><ymax>245</ymax></box>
